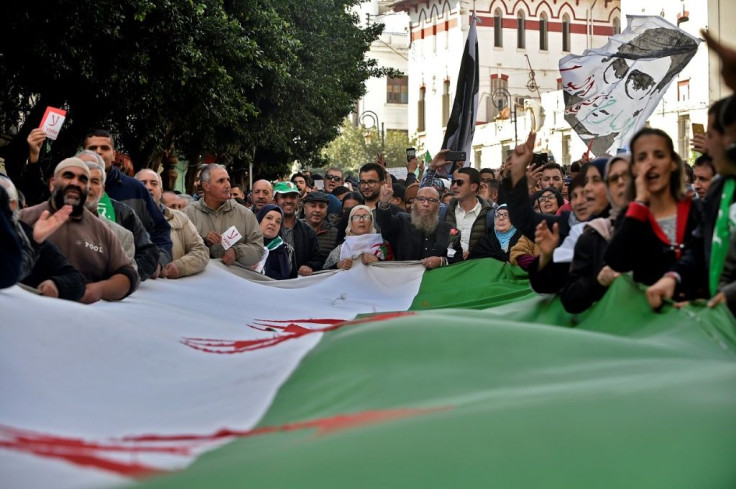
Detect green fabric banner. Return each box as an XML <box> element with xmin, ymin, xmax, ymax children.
<box><xmin>133</xmin><ymin>264</ymin><xmax>736</xmax><ymax>489</ymax></box>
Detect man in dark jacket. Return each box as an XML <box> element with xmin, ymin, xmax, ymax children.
<box><xmin>376</xmin><ymin>180</ymin><xmax>462</xmax><ymax>269</ymax></box>
<box><xmin>274</xmin><ymin>181</ymin><xmax>323</xmax><ymax>275</ymax></box>
<box><xmin>83</xmin><ymin>130</ymin><xmax>172</xmax><ymax>269</ymax></box>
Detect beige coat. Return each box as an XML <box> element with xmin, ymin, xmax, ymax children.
<box><xmin>165</xmin><ymin>207</ymin><xmax>209</xmax><ymax>277</ymax></box>
<box><xmin>184</xmin><ymin>199</ymin><xmax>264</xmax><ymax>267</ymax></box>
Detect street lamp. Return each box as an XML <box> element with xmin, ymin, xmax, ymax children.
<box><xmin>492</xmin><ymin>88</ymin><xmax>518</xmax><ymax>145</ymax></box>
<box><xmin>359</xmin><ymin>110</ymin><xmax>385</xmax><ymax>150</ymax></box>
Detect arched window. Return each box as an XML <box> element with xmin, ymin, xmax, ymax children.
<box><xmin>612</xmin><ymin>17</ymin><xmax>621</xmax><ymax>35</ymax></box>
<box><xmin>494</xmin><ymin>9</ymin><xmax>503</xmax><ymax>47</ymax></box>
<box><xmin>562</xmin><ymin>14</ymin><xmax>571</xmax><ymax>52</ymax></box>
<box><xmin>539</xmin><ymin>12</ymin><xmax>548</xmax><ymax>50</ymax></box>
<box><xmin>517</xmin><ymin>11</ymin><xmax>526</xmax><ymax>49</ymax></box>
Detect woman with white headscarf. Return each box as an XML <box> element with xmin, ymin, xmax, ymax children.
<box><xmin>324</xmin><ymin>205</ymin><xmax>392</xmax><ymax>270</ymax></box>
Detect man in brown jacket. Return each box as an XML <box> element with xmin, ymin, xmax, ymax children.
<box><xmin>19</xmin><ymin>158</ymin><xmax>139</xmax><ymax>303</ymax></box>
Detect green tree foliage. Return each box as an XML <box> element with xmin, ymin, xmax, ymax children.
<box><xmin>321</xmin><ymin>119</ymin><xmax>421</xmax><ymax>176</ymax></box>
<box><xmin>0</xmin><ymin>0</ymin><xmax>386</xmax><ymax>185</ymax></box>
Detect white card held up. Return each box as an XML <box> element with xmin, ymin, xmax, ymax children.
<box><xmin>39</xmin><ymin>107</ymin><xmax>67</xmax><ymax>141</ymax></box>
<box><xmin>221</xmin><ymin>225</ymin><xmax>242</xmax><ymax>251</ymax></box>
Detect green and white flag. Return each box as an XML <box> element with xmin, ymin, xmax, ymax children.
<box><xmin>1</xmin><ymin>260</ymin><xmax>736</xmax><ymax>489</ymax></box>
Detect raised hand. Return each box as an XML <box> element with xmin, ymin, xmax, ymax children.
<box><xmin>634</xmin><ymin>161</ymin><xmax>652</xmax><ymax>205</ymax></box>
<box><xmin>379</xmin><ymin>172</ymin><xmax>393</xmax><ymax>204</ymax></box>
<box><xmin>33</xmin><ymin>205</ymin><xmax>72</xmax><ymax>244</ymax></box>
<box><xmin>510</xmin><ymin>132</ymin><xmax>536</xmax><ymax>187</ymax></box>
<box><xmin>429</xmin><ymin>149</ymin><xmax>450</xmax><ymax>171</ymax></box>
<box><xmin>27</xmin><ymin>128</ymin><xmax>47</xmax><ymax>164</ymax></box>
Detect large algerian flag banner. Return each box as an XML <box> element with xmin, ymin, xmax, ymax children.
<box><xmin>560</xmin><ymin>15</ymin><xmax>699</xmax><ymax>156</ymax></box>
<box><xmin>2</xmin><ymin>259</ymin><xmax>736</xmax><ymax>489</ymax></box>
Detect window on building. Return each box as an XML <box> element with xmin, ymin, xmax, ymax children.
<box><xmin>444</xmin><ymin>19</ymin><xmax>449</xmax><ymax>49</ymax></box>
<box><xmin>678</xmin><ymin>114</ymin><xmax>690</xmax><ymax>161</ymax></box>
<box><xmin>677</xmin><ymin>80</ymin><xmax>690</xmax><ymax>102</ymax></box>
<box><xmin>442</xmin><ymin>79</ymin><xmax>451</xmax><ymax>124</ymax></box>
<box><xmin>562</xmin><ymin>134</ymin><xmax>571</xmax><ymax>166</ymax></box>
<box><xmin>612</xmin><ymin>17</ymin><xmax>621</xmax><ymax>35</ymax></box>
<box><xmin>474</xmin><ymin>149</ymin><xmax>482</xmax><ymax>169</ymax></box>
<box><xmin>539</xmin><ymin>12</ymin><xmax>548</xmax><ymax>51</ymax></box>
<box><xmin>489</xmin><ymin>76</ymin><xmax>509</xmax><ymax>120</ymax></box>
<box><xmin>418</xmin><ymin>86</ymin><xmax>426</xmax><ymax>132</ymax></box>
<box><xmin>557</xmin><ymin>78</ymin><xmax>563</xmax><ymax>91</ymax></box>
<box><xmin>562</xmin><ymin>14</ymin><xmax>571</xmax><ymax>52</ymax></box>
<box><xmin>501</xmin><ymin>144</ymin><xmax>511</xmax><ymax>161</ymax></box>
<box><xmin>517</xmin><ymin>11</ymin><xmax>526</xmax><ymax>49</ymax></box>
<box><xmin>494</xmin><ymin>9</ymin><xmax>503</xmax><ymax>47</ymax></box>
<box><xmin>432</xmin><ymin>21</ymin><xmax>437</xmax><ymax>53</ymax></box>
<box><xmin>387</xmin><ymin>76</ymin><xmax>409</xmax><ymax>104</ymax></box>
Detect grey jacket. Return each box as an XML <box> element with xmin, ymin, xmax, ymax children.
<box><xmin>184</xmin><ymin>199</ymin><xmax>264</xmax><ymax>267</ymax></box>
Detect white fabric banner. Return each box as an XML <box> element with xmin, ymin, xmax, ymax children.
<box><xmin>560</xmin><ymin>15</ymin><xmax>700</xmax><ymax>156</ymax></box>
<box><xmin>339</xmin><ymin>234</ymin><xmax>385</xmax><ymax>261</ymax></box>
<box><xmin>0</xmin><ymin>261</ymin><xmax>425</xmax><ymax>489</ymax></box>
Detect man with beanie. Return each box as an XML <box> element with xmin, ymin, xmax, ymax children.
<box><xmin>19</xmin><ymin>158</ymin><xmax>139</xmax><ymax>303</ymax></box>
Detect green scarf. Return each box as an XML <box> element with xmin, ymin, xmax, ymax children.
<box><xmin>710</xmin><ymin>178</ymin><xmax>736</xmax><ymax>295</ymax></box>
<box><xmin>97</xmin><ymin>192</ymin><xmax>116</xmax><ymax>223</ymax></box>
<box><xmin>265</xmin><ymin>236</ymin><xmax>284</xmax><ymax>251</ymax></box>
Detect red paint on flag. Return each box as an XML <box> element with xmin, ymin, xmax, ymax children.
<box><xmin>181</xmin><ymin>312</ymin><xmax>416</xmax><ymax>354</ymax></box>
<box><xmin>1</xmin><ymin>404</ymin><xmax>449</xmax><ymax>479</ymax></box>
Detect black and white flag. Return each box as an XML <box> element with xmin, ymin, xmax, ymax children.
<box><xmin>560</xmin><ymin>15</ymin><xmax>700</xmax><ymax>156</ymax></box>
<box><xmin>441</xmin><ymin>15</ymin><xmax>479</xmax><ymax>170</ymax></box>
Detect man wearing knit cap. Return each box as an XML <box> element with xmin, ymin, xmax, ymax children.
<box><xmin>19</xmin><ymin>158</ymin><xmax>139</xmax><ymax>303</ymax></box>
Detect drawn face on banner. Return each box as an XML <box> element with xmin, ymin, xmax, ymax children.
<box><xmin>564</xmin><ymin>55</ymin><xmax>672</xmax><ymax>155</ymax></box>
<box><xmin>561</xmin><ymin>21</ymin><xmax>699</xmax><ymax>157</ymax></box>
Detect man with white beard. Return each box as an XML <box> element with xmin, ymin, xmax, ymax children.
<box><xmin>375</xmin><ymin>176</ymin><xmax>463</xmax><ymax>270</ymax></box>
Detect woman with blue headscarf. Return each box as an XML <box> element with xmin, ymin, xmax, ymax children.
<box><xmin>467</xmin><ymin>204</ymin><xmax>521</xmax><ymax>263</ymax></box>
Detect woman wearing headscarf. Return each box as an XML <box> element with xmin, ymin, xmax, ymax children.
<box><xmin>529</xmin><ymin>158</ymin><xmax>611</xmax><ymax>294</ymax></box>
<box><xmin>467</xmin><ymin>204</ymin><xmax>521</xmax><ymax>263</ymax></box>
<box><xmin>255</xmin><ymin>204</ymin><xmax>296</xmax><ymax>280</ymax></box>
<box><xmin>559</xmin><ymin>154</ymin><xmax>630</xmax><ymax>313</ymax></box>
<box><xmin>605</xmin><ymin>128</ymin><xmax>706</xmax><ymax>305</ymax></box>
<box><xmin>324</xmin><ymin>205</ymin><xmax>392</xmax><ymax>270</ymax></box>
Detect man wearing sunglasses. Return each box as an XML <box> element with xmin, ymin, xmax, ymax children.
<box><xmin>376</xmin><ymin>176</ymin><xmax>463</xmax><ymax>269</ymax></box>
<box><xmin>441</xmin><ymin>167</ymin><xmax>494</xmax><ymax>259</ymax></box>
<box><xmin>323</xmin><ymin>168</ymin><xmax>344</xmax><ymax>193</ymax></box>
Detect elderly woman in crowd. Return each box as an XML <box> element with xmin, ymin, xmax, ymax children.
<box><xmin>605</xmin><ymin>127</ymin><xmax>705</xmax><ymax>303</ymax></box>
<box><xmin>324</xmin><ymin>205</ymin><xmax>391</xmax><ymax>270</ymax></box>
<box><xmin>255</xmin><ymin>204</ymin><xmax>296</xmax><ymax>280</ymax></box>
<box><xmin>559</xmin><ymin>154</ymin><xmax>631</xmax><ymax>313</ymax></box>
<box><xmin>468</xmin><ymin>204</ymin><xmax>521</xmax><ymax>263</ymax></box>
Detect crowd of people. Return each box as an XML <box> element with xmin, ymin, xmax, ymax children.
<box><xmin>3</xmin><ymin>32</ymin><xmax>736</xmax><ymax>317</ymax></box>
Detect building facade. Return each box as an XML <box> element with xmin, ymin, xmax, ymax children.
<box><xmin>392</xmin><ymin>0</ymin><xmax>621</xmax><ymax>168</ymax></box>
<box><xmin>351</xmin><ymin>0</ymin><xmax>411</xmax><ymax>140</ymax></box>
